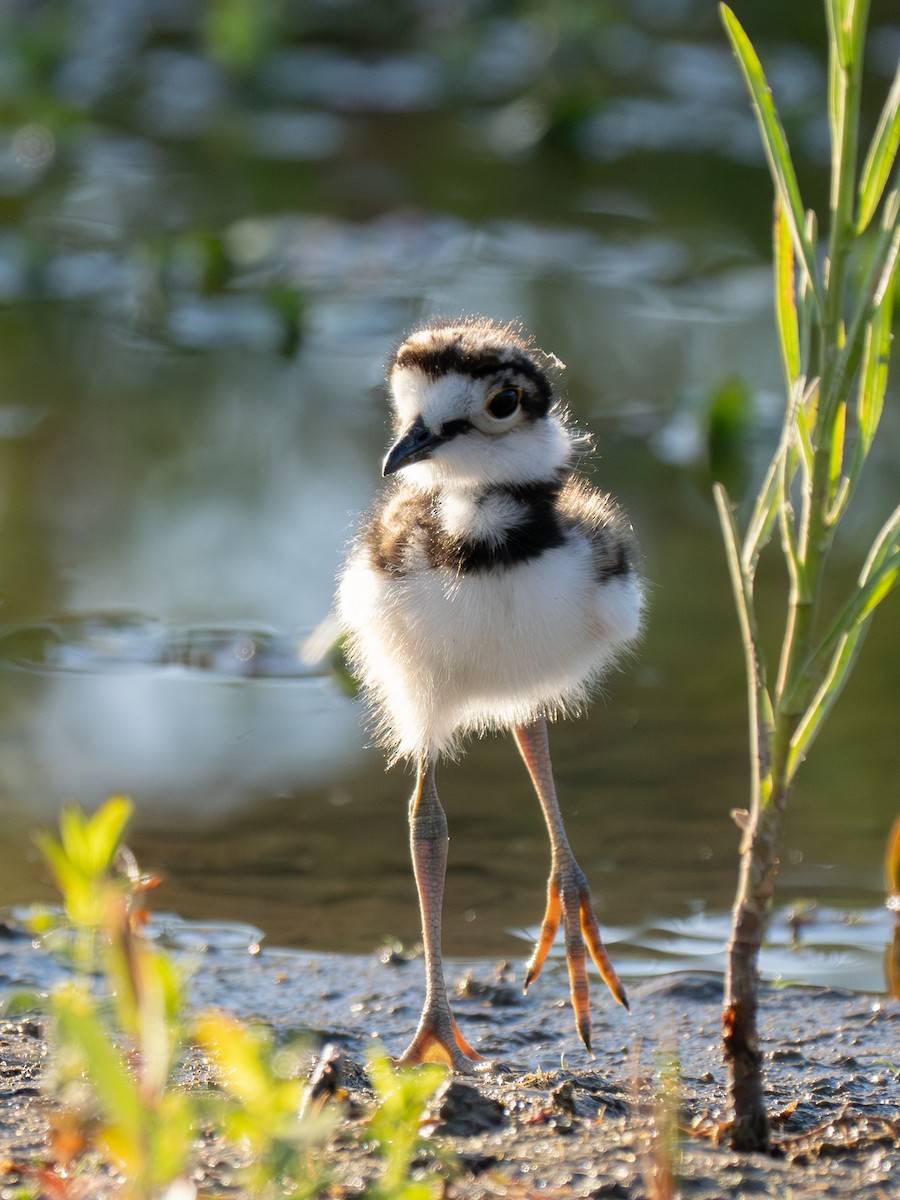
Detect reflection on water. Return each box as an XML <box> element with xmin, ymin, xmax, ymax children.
<box><xmin>0</xmin><ymin>1</ymin><xmax>897</xmax><ymax>989</ymax></box>
<box><xmin>602</xmin><ymin>905</ymin><xmax>897</xmax><ymax>994</ymax></box>
<box><xmin>0</xmin><ymin>613</ymin><xmax>316</xmax><ymax>676</ymax></box>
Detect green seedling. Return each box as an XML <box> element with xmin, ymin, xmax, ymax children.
<box><xmin>363</xmin><ymin>1049</ymin><xmax>447</xmax><ymax>1200</ymax></box>
<box><xmin>195</xmin><ymin>1013</ymin><xmax>334</xmax><ymax>1198</ymax></box>
<box><xmin>26</xmin><ymin>798</ymin><xmax>445</xmax><ymax>1199</ymax></box>
<box><xmin>32</xmin><ymin>799</ymin><xmax>194</xmax><ymax>1198</ymax></box>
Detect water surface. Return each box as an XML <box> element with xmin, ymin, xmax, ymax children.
<box><xmin>0</xmin><ymin>0</ymin><xmax>897</xmax><ymax>986</ymax></box>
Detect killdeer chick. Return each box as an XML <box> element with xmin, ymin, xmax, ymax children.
<box><xmin>338</xmin><ymin>317</ymin><xmax>642</xmax><ymax>1070</ymax></box>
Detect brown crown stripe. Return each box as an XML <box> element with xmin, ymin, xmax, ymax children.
<box><xmin>391</xmin><ymin>336</ymin><xmax>553</xmax><ymax>418</ymax></box>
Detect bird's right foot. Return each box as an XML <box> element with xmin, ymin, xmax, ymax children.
<box><xmin>393</xmin><ymin>1001</ymin><xmax>484</xmax><ymax>1072</ymax></box>
<box><xmin>524</xmin><ymin>862</ymin><xmax>628</xmax><ymax>1054</ymax></box>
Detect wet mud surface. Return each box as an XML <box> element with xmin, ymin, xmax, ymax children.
<box><xmin>1</xmin><ymin>928</ymin><xmax>898</xmax><ymax>1197</ymax></box>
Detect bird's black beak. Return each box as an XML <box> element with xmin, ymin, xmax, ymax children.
<box><xmin>382</xmin><ymin>415</ymin><xmax>445</xmax><ymax>477</ymax></box>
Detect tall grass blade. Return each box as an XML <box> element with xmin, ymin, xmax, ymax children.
<box><xmin>720</xmin><ymin>5</ymin><xmax>823</xmax><ymax>313</ymax></box>
<box><xmin>857</xmin><ymin>62</ymin><xmax>900</xmax><ymax>232</ymax></box>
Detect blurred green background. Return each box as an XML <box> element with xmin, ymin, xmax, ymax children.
<box><xmin>0</xmin><ymin>0</ymin><xmax>897</xmax><ymax>976</ymax></box>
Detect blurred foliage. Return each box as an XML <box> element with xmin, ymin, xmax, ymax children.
<box><xmin>0</xmin><ymin>1</ymin><xmax>890</xmax><ymax>225</ymax></box>
<box><xmin>707</xmin><ymin>375</ymin><xmax>753</xmax><ymax>493</ymax></box>
<box><xmin>14</xmin><ymin>798</ymin><xmax>447</xmax><ymax>1199</ymax></box>
<box><xmin>365</xmin><ymin>1050</ymin><xmax>446</xmax><ymax>1200</ymax></box>
<box><xmin>30</xmin><ymin>800</ymin><xmax>198</xmax><ymax>1197</ymax></box>
<box><xmin>0</xmin><ymin>0</ymin><xmax>893</xmax><ymax>360</ymax></box>
<box><xmin>203</xmin><ymin>0</ymin><xmax>283</xmax><ymax>75</ymax></box>
<box><xmin>196</xmin><ymin>1013</ymin><xmax>334</xmax><ymax>1199</ymax></box>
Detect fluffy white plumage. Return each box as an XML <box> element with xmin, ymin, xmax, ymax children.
<box><xmin>334</xmin><ymin>317</ymin><xmax>642</xmax><ymax>1068</ymax></box>
<box><xmin>340</xmin><ymin>535</ymin><xmax>640</xmax><ymax>760</ymax></box>
<box><xmin>337</xmin><ymin>318</ymin><xmax>643</xmax><ymax>762</ymax></box>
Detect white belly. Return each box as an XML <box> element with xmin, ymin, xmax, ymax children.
<box><xmin>339</xmin><ymin>537</ymin><xmax>642</xmax><ymax>760</ymax></box>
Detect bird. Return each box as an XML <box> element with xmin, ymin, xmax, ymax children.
<box><xmin>337</xmin><ymin>316</ymin><xmax>643</xmax><ymax>1070</ymax></box>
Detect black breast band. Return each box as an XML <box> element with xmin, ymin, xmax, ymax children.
<box><xmin>368</xmin><ymin>476</ymin><xmax>567</xmax><ymax>577</ymax></box>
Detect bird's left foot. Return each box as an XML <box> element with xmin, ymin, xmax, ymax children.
<box><xmin>393</xmin><ymin>1001</ymin><xmax>484</xmax><ymax>1072</ymax></box>
<box><xmin>524</xmin><ymin>860</ymin><xmax>628</xmax><ymax>1054</ymax></box>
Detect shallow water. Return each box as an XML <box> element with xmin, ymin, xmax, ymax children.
<box><xmin>0</xmin><ymin>1</ymin><xmax>897</xmax><ymax>989</ymax></box>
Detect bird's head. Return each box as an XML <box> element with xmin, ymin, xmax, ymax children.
<box><xmin>382</xmin><ymin>318</ymin><xmax>577</xmax><ymax>489</ymax></box>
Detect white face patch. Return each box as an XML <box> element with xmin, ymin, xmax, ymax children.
<box><xmin>338</xmin><ymin>320</ymin><xmax>641</xmax><ymax>765</ymax></box>
<box><xmin>388</xmin><ymin>365</ymin><xmax>575</xmax><ymax>489</ymax></box>
<box><xmin>390</xmin><ymin>367</ymin><xmax>477</xmax><ymax>433</ymax></box>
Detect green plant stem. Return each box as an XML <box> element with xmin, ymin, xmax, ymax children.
<box><xmin>719</xmin><ymin>0</ymin><xmax>899</xmax><ymax>1156</ymax></box>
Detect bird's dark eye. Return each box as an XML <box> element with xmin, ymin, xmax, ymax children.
<box><xmin>485</xmin><ymin>386</ymin><xmax>522</xmax><ymax>419</ymax></box>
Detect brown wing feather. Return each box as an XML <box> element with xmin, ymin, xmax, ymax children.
<box><xmin>557</xmin><ymin>476</ymin><xmax>638</xmax><ymax>584</ymax></box>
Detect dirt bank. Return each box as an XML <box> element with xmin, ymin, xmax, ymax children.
<box><xmin>1</xmin><ymin>929</ymin><xmax>898</xmax><ymax>1197</ymax></box>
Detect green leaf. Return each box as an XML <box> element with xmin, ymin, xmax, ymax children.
<box><xmin>795</xmin><ymin>395</ymin><xmax>815</xmax><ymax>474</ymax></box>
<box><xmin>83</xmin><ymin>796</ymin><xmax>133</xmax><ymax>875</ymax></box>
<box><xmin>50</xmin><ymin>798</ymin><xmax>133</xmax><ymax>882</ymax></box>
<box><xmin>720</xmin><ymin>5</ymin><xmax>823</xmax><ymax>313</ymax></box>
<box><xmin>828</xmin><ymin>1</ymin><xmax>870</xmax><ymax>94</ymax></box>
<box><xmin>366</xmin><ymin>1048</ymin><xmax>446</xmax><ymax>1193</ymax></box>
<box><xmin>825</xmin><ymin>0</ymin><xmax>846</xmax><ymax>185</ymax></box>
<box><xmin>149</xmin><ymin>1091</ymin><xmax>193</xmax><ymax>1186</ymax></box>
<box><xmin>826</xmin><ymin>527</ymin><xmax>898</xmax><ymax>640</ymax></box>
<box><xmin>773</xmin><ymin>199</ymin><xmax>800</xmax><ymax>384</ymax></box>
<box><xmin>741</xmin><ymin>375</ymin><xmax>811</xmax><ymax>577</ymax></box>
<box><xmin>788</xmin><ymin>622</ymin><xmax>864</xmax><ymax>780</ymax></box>
<box><xmin>36</xmin><ymin>833</ymin><xmax>82</xmax><ymax>899</ymax></box>
<box><xmin>860</xmin><ymin>558</ymin><xmax>899</xmax><ymax>616</ymax></box>
<box><xmin>54</xmin><ymin>983</ymin><xmax>144</xmax><ymax>1145</ymax></box>
<box><xmin>196</xmin><ymin>1014</ymin><xmax>271</xmax><ymax>1110</ymax></box>
<box><xmin>713</xmin><ymin>484</ymin><xmax>772</xmax><ymax>816</ymax></box>
<box><xmin>827</xmin><ymin>401</ymin><xmax>847</xmax><ymax>509</ymax></box>
<box><xmin>59</xmin><ymin>805</ymin><xmax>90</xmax><ymax>871</ymax></box>
<box><xmin>741</xmin><ymin>457</ymin><xmax>780</xmax><ymax>575</ymax></box>
<box><xmin>862</xmin><ymin>503</ymin><xmax>900</xmax><ymax>578</ymax></box>
<box><xmin>855</xmin><ymin>258</ymin><xmax>896</xmax><ymax>469</ymax></box>
<box><xmin>828</xmin><ymin>193</ymin><xmax>900</xmax><ymax>417</ymax></box>
<box><xmin>785</xmin><ymin>508</ymin><xmax>900</xmax><ymax>763</ymax></box>
<box><xmin>857</xmin><ymin>61</ymin><xmax>900</xmax><ymax>232</ymax></box>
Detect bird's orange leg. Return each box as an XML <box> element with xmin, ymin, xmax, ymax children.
<box><xmin>513</xmin><ymin>718</ymin><xmax>628</xmax><ymax>1055</ymax></box>
<box><xmin>393</xmin><ymin>758</ymin><xmax>484</xmax><ymax>1072</ymax></box>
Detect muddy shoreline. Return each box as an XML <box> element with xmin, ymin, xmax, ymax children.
<box><xmin>1</xmin><ymin>930</ymin><xmax>898</xmax><ymax>1196</ymax></box>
